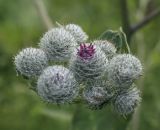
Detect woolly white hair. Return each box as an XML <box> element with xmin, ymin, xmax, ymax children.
<box><xmin>14</xmin><ymin>48</ymin><xmax>48</xmax><ymax>78</ymax></box>
<box><xmin>37</xmin><ymin>66</ymin><xmax>79</xmax><ymax>104</ymax></box>
<box><xmin>113</xmin><ymin>86</ymin><xmax>141</xmax><ymax>115</ymax></box>
<box><xmin>83</xmin><ymin>80</ymin><xmax>114</xmax><ymax>109</ymax></box>
<box><xmin>39</xmin><ymin>28</ymin><xmax>77</xmax><ymax>62</ymax></box>
<box><xmin>70</xmin><ymin>44</ymin><xmax>108</xmax><ymax>83</ymax></box>
<box><xmin>65</xmin><ymin>24</ymin><xmax>88</xmax><ymax>44</ymax></box>
<box><xmin>93</xmin><ymin>40</ymin><xmax>117</xmax><ymax>59</ymax></box>
<box><xmin>108</xmin><ymin>54</ymin><xmax>143</xmax><ymax>89</ymax></box>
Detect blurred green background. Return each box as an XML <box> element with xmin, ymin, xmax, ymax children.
<box><xmin>0</xmin><ymin>0</ymin><xmax>160</xmax><ymax>130</ymax></box>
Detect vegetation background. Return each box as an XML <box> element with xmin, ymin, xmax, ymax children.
<box><xmin>0</xmin><ymin>0</ymin><xmax>160</xmax><ymax>130</ymax></box>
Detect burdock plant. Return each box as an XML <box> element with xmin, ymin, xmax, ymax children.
<box><xmin>14</xmin><ymin>23</ymin><xmax>143</xmax><ymax>116</ymax></box>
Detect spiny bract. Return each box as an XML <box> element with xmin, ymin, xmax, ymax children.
<box><xmin>83</xmin><ymin>81</ymin><xmax>114</xmax><ymax>109</ymax></box>
<box><xmin>108</xmin><ymin>54</ymin><xmax>143</xmax><ymax>89</ymax></box>
<box><xmin>37</xmin><ymin>66</ymin><xmax>79</xmax><ymax>104</ymax></box>
<box><xmin>39</xmin><ymin>28</ymin><xmax>77</xmax><ymax>62</ymax></box>
<box><xmin>14</xmin><ymin>48</ymin><xmax>48</xmax><ymax>78</ymax></box>
<box><xmin>70</xmin><ymin>43</ymin><xmax>108</xmax><ymax>83</ymax></box>
<box><xmin>113</xmin><ymin>86</ymin><xmax>141</xmax><ymax>115</ymax></box>
<box><xmin>93</xmin><ymin>40</ymin><xmax>117</xmax><ymax>59</ymax></box>
<box><xmin>65</xmin><ymin>24</ymin><xmax>88</xmax><ymax>44</ymax></box>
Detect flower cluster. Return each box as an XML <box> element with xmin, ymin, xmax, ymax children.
<box><xmin>14</xmin><ymin>23</ymin><xmax>143</xmax><ymax>116</ymax></box>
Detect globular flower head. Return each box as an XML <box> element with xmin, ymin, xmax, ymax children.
<box><xmin>70</xmin><ymin>43</ymin><xmax>108</xmax><ymax>83</ymax></box>
<box><xmin>108</xmin><ymin>54</ymin><xmax>143</xmax><ymax>89</ymax></box>
<box><xmin>37</xmin><ymin>66</ymin><xmax>79</xmax><ymax>104</ymax></box>
<box><xmin>113</xmin><ymin>86</ymin><xmax>141</xmax><ymax>115</ymax></box>
<box><xmin>83</xmin><ymin>81</ymin><xmax>114</xmax><ymax>109</ymax></box>
<box><xmin>93</xmin><ymin>40</ymin><xmax>117</xmax><ymax>59</ymax></box>
<box><xmin>65</xmin><ymin>24</ymin><xmax>88</xmax><ymax>44</ymax></box>
<box><xmin>14</xmin><ymin>48</ymin><xmax>48</xmax><ymax>78</ymax></box>
<box><xmin>39</xmin><ymin>28</ymin><xmax>77</xmax><ymax>62</ymax></box>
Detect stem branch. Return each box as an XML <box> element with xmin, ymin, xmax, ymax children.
<box><xmin>131</xmin><ymin>8</ymin><xmax>160</xmax><ymax>35</ymax></box>
<box><xmin>33</xmin><ymin>0</ymin><xmax>53</xmax><ymax>30</ymax></box>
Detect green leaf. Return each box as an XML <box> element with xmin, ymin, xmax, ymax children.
<box><xmin>119</xmin><ymin>28</ymin><xmax>131</xmax><ymax>53</ymax></box>
<box><xmin>98</xmin><ymin>28</ymin><xmax>130</xmax><ymax>53</ymax></box>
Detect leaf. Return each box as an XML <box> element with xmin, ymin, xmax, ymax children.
<box><xmin>119</xmin><ymin>28</ymin><xmax>131</xmax><ymax>53</ymax></box>
<box><xmin>98</xmin><ymin>28</ymin><xmax>129</xmax><ymax>52</ymax></box>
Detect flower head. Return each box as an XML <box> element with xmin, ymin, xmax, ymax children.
<box><xmin>93</xmin><ymin>40</ymin><xmax>116</xmax><ymax>59</ymax></box>
<box><xmin>37</xmin><ymin>66</ymin><xmax>79</xmax><ymax>104</ymax></box>
<box><xmin>70</xmin><ymin>44</ymin><xmax>108</xmax><ymax>83</ymax></box>
<box><xmin>65</xmin><ymin>24</ymin><xmax>88</xmax><ymax>44</ymax></box>
<box><xmin>14</xmin><ymin>48</ymin><xmax>48</xmax><ymax>78</ymax></box>
<box><xmin>108</xmin><ymin>54</ymin><xmax>143</xmax><ymax>89</ymax></box>
<box><xmin>83</xmin><ymin>80</ymin><xmax>114</xmax><ymax>109</ymax></box>
<box><xmin>113</xmin><ymin>85</ymin><xmax>141</xmax><ymax>115</ymax></box>
<box><xmin>39</xmin><ymin>28</ymin><xmax>76</xmax><ymax>62</ymax></box>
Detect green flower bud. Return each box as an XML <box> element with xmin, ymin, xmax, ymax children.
<box><xmin>108</xmin><ymin>54</ymin><xmax>143</xmax><ymax>89</ymax></box>
<box><xmin>93</xmin><ymin>40</ymin><xmax>116</xmax><ymax>59</ymax></box>
<box><xmin>39</xmin><ymin>28</ymin><xmax>77</xmax><ymax>62</ymax></box>
<box><xmin>65</xmin><ymin>24</ymin><xmax>88</xmax><ymax>44</ymax></box>
<box><xmin>83</xmin><ymin>80</ymin><xmax>114</xmax><ymax>109</ymax></box>
<box><xmin>113</xmin><ymin>86</ymin><xmax>141</xmax><ymax>115</ymax></box>
<box><xmin>70</xmin><ymin>43</ymin><xmax>108</xmax><ymax>83</ymax></box>
<box><xmin>14</xmin><ymin>48</ymin><xmax>48</xmax><ymax>78</ymax></box>
<box><xmin>37</xmin><ymin>66</ymin><xmax>79</xmax><ymax>104</ymax></box>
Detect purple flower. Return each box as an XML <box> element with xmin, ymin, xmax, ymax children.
<box><xmin>77</xmin><ymin>43</ymin><xmax>95</xmax><ymax>60</ymax></box>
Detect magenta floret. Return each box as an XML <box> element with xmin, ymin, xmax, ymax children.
<box><xmin>77</xmin><ymin>43</ymin><xmax>95</xmax><ymax>60</ymax></box>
